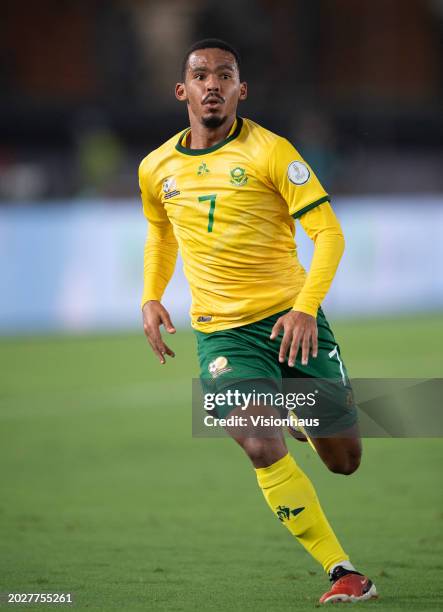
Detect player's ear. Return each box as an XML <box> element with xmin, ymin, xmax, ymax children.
<box><xmin>175</xmin><ymin>82</ymin><xmax>187</xmax><ymax>102</ymax></box>
<box><xmin>239</xmin><ymin>81</ymin><xmax>248</xmax><ymax>101</ymax></box>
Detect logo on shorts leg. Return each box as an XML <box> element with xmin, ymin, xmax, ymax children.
<box><xmin>208</xmin><ymin>356</ymin><xmax>233</xmax><ymax>378</ymax></box>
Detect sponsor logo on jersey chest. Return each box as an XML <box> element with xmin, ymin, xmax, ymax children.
<box><xmin>197</xmin><ymin>162</ymin><xmax>210</xmax><ymax>176</ymax></box>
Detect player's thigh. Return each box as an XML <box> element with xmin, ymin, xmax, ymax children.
<box><xmin>194</xmin><ymin>324</ymin><xmax>290</xmax><ymax>463</ymax></box>
<box><xmin>194</xmin><ymin>325</ymin><xmax>282</xmax><ymax>420</ymax></box>
<box><xmin>281</xmin><ymin>307</ymin><xmax>359</xmax><ymax>440</ymax></box>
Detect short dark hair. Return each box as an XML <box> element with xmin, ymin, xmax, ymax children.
<box><xmin>181</xmin><ymin>38</ymin><xmax>241</xmax><ymax>80</ymax></box>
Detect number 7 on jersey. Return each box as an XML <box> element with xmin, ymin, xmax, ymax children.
<box><xmin>198</xmin><ymin>194</ymin><xmax>217</xmax><ymax>233</ymax></box>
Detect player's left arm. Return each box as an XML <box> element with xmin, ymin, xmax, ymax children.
<box><xmin>294</xmin><ymin>202</ymin><xmax>345</xmax><ymax>318</ymax></box>
<box><xmin>268</xmin><ymin>137</ymin><xmax>345</xmax><ymax>365</ymax></box>
<box><xmin>274</xmin><ymin>203</ymin><xmax>345</xmax><ymax>366</ymax></box>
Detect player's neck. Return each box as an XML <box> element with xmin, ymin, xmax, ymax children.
<box><xmin>186</xmin><ymin>115</ymin><xmax>236</xmax><ymax>150</ymax></box>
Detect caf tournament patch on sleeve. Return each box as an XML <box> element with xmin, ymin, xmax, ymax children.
<box><xmin>287</xmin><ymin>161</ymin><xmax>311</xmax><ymax>185</ymax></box>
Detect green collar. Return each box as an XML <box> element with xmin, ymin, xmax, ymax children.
<box><xmin>175</xmin><ymin>117</ymin><xmax>243</xmax><ymax>156</ymax></box>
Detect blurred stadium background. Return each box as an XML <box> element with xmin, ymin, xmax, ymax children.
<box><xmin>1</xmin><ymin>0</ymin><xmax>443</xmax><ymax>331</ymax></box>
<box><xmin>0</xmin><ymin>1</ymin><xmax>442</xmax><ymax>610</ymax></box>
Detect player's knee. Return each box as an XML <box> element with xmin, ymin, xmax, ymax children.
<box><xmin>241</xmin><ymin>438</ymin><xmax>268</xmax><ymax>463</ymax></box>
<box><xmin>326</xmin><ymin>452</ymin><xmax>361</xmax><ymax>476</ymax></box>
<box><xmin>240</xmin><ymin>438</ymin><xmax>281</xmax><ymax>467</ymax></box>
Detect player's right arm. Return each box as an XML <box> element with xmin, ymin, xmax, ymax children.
<box><xmin>139</xmin><ymin>157</ymin><xmax>178</xmax><ymax>364</ymax></box>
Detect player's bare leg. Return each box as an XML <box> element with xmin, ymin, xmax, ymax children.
<box><xmin>289</xmin><ymin>425</ymin><xmax>362</xmax><ymax>476</ymax></box>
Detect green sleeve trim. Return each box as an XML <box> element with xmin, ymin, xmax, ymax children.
<box><xmin>292</xmin><ymin>195</ymin><xmax>330</xmax><ymax>219</ymax></box>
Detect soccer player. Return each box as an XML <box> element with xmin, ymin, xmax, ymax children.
<box><xmin>139</xmin><ymin>39</ymin><xmax>377</xmax><ymax>604</ymax></box>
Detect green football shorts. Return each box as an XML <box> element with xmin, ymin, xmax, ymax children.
<box><xmin>194</xmin><ymin>307</ymin><xmax>357</xmax><ymax>436</ymax></box>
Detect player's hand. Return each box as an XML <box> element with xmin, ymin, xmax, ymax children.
<box><xmin>270</xmin><ymin>310</ymin><xmax>318</xmax><ymax>367</ymax></box>
<box><xmin>142</xmin><ymin>300</ymin><xmax>176</xmax><ymax>364</ymax></box>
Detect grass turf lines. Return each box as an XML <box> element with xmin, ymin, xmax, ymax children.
<box><xmin>0</xmin><ymin>315</ymin><xmax>442</xmax><ymax>611</ymax></box>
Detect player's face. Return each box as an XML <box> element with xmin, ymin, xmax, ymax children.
<box><xmin>176</xmin><ymin>48</ymin><xmax>247</xmax><ymax>128</ymax></box>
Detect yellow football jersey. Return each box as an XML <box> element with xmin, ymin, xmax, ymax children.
<box><xmin>139</xmin><ymin>117</ymin><xmax>333</xmax><ymax>332</ymax></box>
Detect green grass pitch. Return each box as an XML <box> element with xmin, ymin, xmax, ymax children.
<box><xmin>0</xmin><ymin>315</ymin><xmax>442</xmax><ymax>611</ymax></box>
